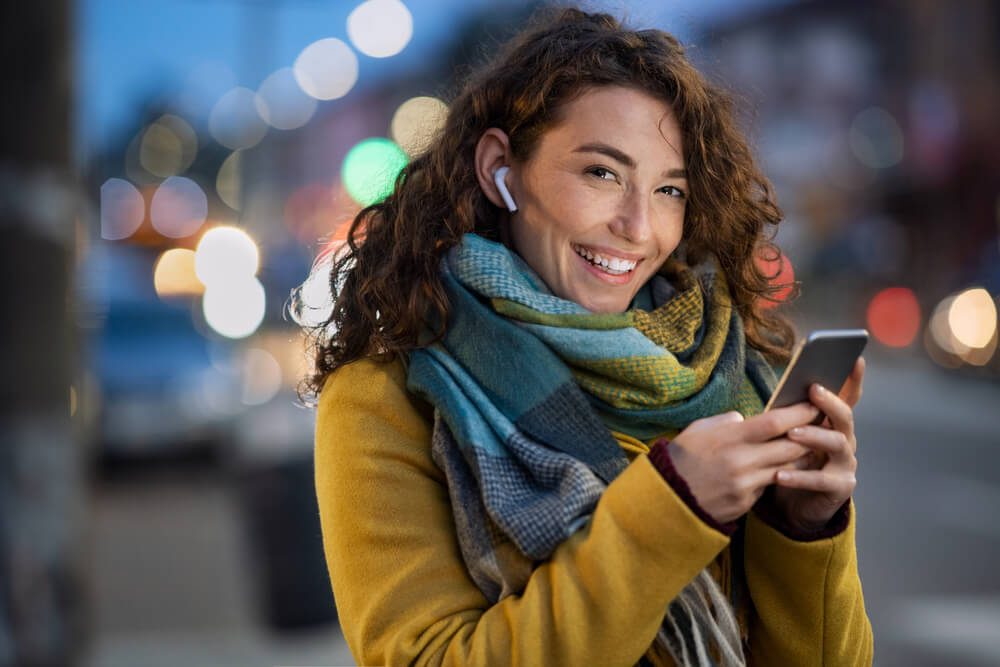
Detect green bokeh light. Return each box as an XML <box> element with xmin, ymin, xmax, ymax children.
<box><xmin>341</xmin><ymin>137</ymin><xmax>408</xmax><ymax>206</ymax></box>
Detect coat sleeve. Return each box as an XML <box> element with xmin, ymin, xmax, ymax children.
<box><xmin>314</xmin><ymin>357</ymin><xmax>730</xmax><ymax>667</ymax></box>
<box><xmin>743</xmin><ymin>503</ymin><xmax>874</xmax><ymax>665</ymax></box>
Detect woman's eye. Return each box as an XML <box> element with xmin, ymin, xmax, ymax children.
<box><xmin>659</xmin><ymin>185</ymin><xmax>686</xmax><ymax>198</ymax></box>
<box><xmin>587</xmin><ymin>167</ymin><xmax>617</xmax><ymax>181</ymax></box>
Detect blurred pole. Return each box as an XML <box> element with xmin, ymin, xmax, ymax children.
<box><xmin>0</xmin><ymin>1</ymin><xmax>85</xmax><ymax>666</ymax></box>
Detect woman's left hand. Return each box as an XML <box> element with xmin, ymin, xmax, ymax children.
<box><xmin>770</xmin><ymin>356</ymin><xmax>865</xmax><ymax>532</ymax></box>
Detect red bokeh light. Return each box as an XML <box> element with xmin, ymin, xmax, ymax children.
<box><xmin>755</xmin><ymin>249</ymin><xmax>795</xmax><ymax>309</ymax></box>
<box><xmin>867</xmin><ymin>287</ymin><xmax>921</xmax><ymax>347</ymax></box>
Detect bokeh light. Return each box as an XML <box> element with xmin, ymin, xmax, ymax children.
<box><xmin>866</xmin><ymin>287</ymin><xmax>921</xmax><ymax>347</ymax></box>
<box><xmin>139</xmin><ymin>114</ymin><xmax>198</xmax><ymax>177</ymax></box>
<box><xmin>341</xmin><ymin>137</ymin><xmax>408</xmax><ymax>206</ymax></box>
<box><xmin>948</xmin><ymin>288</ymin><xmax>998</xmax><ymax>349</ymax></box>
<box><xmin>202</xmin><ymin>278</ymin><xmax>266</xmax><ymax>339</ymax></box>
<box><xmin>929</xmin><ymin>294</ymin><xmax>964</xmax><ymax>355</ymax></box>
<box><xmin>153</xmin><ymin>248</ymin><xmax>204</xmax><ymax>298</ymax></box>
<box><xmin>241</xmin><ymin>348</ymin><xmax>283</xmax><ymax>406</ymax></box>
<box><xmin>754</xmin><ymin>248</ymin><xmax>796</xmax><ymax>308</ymax></box>
<box><xmin>927</xmin><ymin>289</ymin><xmax>1000</xmax><ymax>367</ymax></box>
<box><xmin>209</xmin><ymin>87</ymin><xmax>268</xmax><ymax>150</ymax></box>
<box><xmin>294</xmin><ymin>38</ymin><xmax>359</xmax><ymax>101</ymax></box>
<box><xmin>150</xmin><ymin>176</ymin><xmax>208</xmax><ymax>238</ymax></box>
<box><xmin>194</xmin><ymin>225</ymin><xmax>260</xmax><ymax>287</ymax></box>
<box><xmin>255</xmin><ymin>67</ymin><xmax>317</xmax><ymax>130</ymax></box>
<box><xmin>216</xmin><ymin>150</ymin><xmax>242</xmax><ymax>211</ymax></box>
<box><xmin>923</xmin><ymin>325</ymin><xmax>963</xmax><ymax>369</ymax></box>
<box><xmin>961</xmin><ymin>328</ymin><xmax>998</xmax><ymax>366</ymax></box>
<box><xmin>849</xmin><ymin>107</ymin><xmax>904</xmax><ymax>169</ymax></box>
<box><xmin>390</xmin><ymin>96</ymin><xmax>448</xmax><ymax>156</ymax></box>
<box><xmin>347</xmin><ymin>0</ymin><xmax>413</xmax><ymax>58</ymax></box>
<box><xmin>100</xmin><ymin>178</ymin><xmax>145</xmax><ymax>240</ymax></box>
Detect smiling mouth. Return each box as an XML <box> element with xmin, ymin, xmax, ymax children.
<box><xmin>571</xmin><ymin>244</ymin><xmax>639</xmax><ymax>275</ymax></box>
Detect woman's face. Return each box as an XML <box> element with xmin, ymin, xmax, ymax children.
<box><xmin>508</xmin><ymin>86</ymin><xmax>687</xmax><ymax>313</ymax></box>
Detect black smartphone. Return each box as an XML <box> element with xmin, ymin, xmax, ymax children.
<box><xmin>764</xmin><ymin>329</ymin><xmax>869</xmax><ymax>421</ymax></box>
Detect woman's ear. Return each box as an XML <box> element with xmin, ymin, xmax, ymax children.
<box><xmin>474</xmin><ymin>128</ymin><xmax>515</xmax><ymax>210</ymax></box>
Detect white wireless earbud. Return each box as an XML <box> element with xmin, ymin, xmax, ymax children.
<box><xmin>493</xmin><ymin>166</ymin><xmax>518</xmax><ymax>212</ymax></box>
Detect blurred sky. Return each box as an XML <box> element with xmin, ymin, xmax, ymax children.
<box><xmin>75</xmin><ymin>0</ymin><xmax>795</xmax><ymax>160</ymax></box>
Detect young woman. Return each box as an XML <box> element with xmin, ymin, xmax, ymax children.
<box><xmin>302</xmin><ymin>8</ymin><xmax>873</xmax><ymax>666</ymax></box>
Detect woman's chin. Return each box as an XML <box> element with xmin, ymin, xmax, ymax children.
<box><xmin>567</xmin><ymin>290</ymin><xmax>630</xmax><ymax>314</ymax></box>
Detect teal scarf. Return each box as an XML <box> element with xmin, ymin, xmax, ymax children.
<box><xmin>407</xmin><ymin>233</ymin><xmax>777</xmax><ymax>665</ymax></box>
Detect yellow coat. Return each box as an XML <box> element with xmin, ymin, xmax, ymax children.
<box><xmin>315</xmin><ymin>357</ymin><xmax>874</xmax><ymax>666</ymax></box>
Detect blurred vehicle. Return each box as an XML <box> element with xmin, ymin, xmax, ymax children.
<box><xmin>78</xmin><ymin>242</ymin><xmax>244</xmax><ymax>459</ymax></box>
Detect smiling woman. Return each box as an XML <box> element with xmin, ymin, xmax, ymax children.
<box><xmin>301</xmin><ymin>7</ymin><xmax>872</xmax><ymax>667</ymax></box>
<box><xmin>476</xmin><ymin>86</ymin><xmax>688</xmax><ymax>313</ymax></box>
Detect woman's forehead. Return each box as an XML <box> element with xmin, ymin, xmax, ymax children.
<box><xmin>540</xmin><ymin>86</ymin><xmax>685</xmax><ymax>167</ymax></box>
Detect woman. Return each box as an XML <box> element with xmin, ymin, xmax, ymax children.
<box><xmin>302</xmin><ymin>8</ymin><xmax>873</xmax><ymax>666</ymax></box>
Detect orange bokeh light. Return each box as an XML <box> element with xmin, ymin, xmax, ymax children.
<box><xmin>867</xmin><ymin>287</ymin><xmax>921</xmax><ymax>347</ymax></box>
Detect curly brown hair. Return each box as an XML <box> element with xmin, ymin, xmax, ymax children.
<box><xmin>297</xmin><ymin>7</ymin><xmax>796</xmax><ymax>403</ymax></box>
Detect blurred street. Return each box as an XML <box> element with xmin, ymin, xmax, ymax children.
<box><xmin>854</xmin><ymin>351</ymin><xmax>1000</xmax><ymax>667</ymax></box>
<box><xmin>81</xmin><ymin>349</ymin><xmax>1000</xmax><ymax>667</ymax></box>
<box><xmin>84</xmin><ymin>459</ymin><xmax>355</xmax><ymax>667</ymax></box>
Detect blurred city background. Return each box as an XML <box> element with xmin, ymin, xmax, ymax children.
<box><xmin>2</xmin><ymin>0</ymin><xmax>998</xmax><ymax>665</ymax></box>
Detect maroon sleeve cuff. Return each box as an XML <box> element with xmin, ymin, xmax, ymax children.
<box><xmin>647</xmin><ymin>439</ymin><xmax>738</xmax><ymax>537</ymax></box>
<box><xmin>753</xmin><ymin>487</ymin><xmax>852</xmax><ymax>542</ymax></box>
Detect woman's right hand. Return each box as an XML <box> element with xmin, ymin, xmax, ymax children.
<box><xmin>668</xmin><ymin>403</ymin><xmax>821</xmax><ymax>524</ymax></box>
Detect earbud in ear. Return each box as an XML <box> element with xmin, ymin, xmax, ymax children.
<box><xmin>493</xmin><ymin>166</ymin><xmax>518</xmax><ymax>212</ymax></box>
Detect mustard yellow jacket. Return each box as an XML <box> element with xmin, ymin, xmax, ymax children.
<box><xmin>315</xmin><ymin>357</ymin><xmax>874</xmax><ymax>666</ymax></box>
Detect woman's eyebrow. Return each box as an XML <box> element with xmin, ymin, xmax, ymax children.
<box><xmin>572</xmin><ymin>141</ymin><xmax>687</xmax><ymax>178</ymax></box>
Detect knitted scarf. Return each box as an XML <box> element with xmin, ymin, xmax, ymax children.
<box><xmin>406</xmin><ymin>233</ymin><xmax>778</xmax><ymax>667</ymax></box>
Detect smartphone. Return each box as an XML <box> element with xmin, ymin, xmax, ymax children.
<box><xmin>764</xmin><ymin>329</ymin><xmax>869</xmax><ymax>420</ymax></box>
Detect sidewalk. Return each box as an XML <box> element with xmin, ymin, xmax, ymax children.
<box><xmin>84</xmin><ymin>466</ymin><xmax>355</xmax><ymax>667</ymax></box>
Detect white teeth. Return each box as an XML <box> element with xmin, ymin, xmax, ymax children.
<box><xmin>572</xmin><ymin>244</ymin><xmax>637</xmax><ymax>273</ymax></box>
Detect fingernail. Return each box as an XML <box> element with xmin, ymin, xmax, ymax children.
<box><xmin>814</xmin><ymin>384</ymin><xmax>827</xmax><ymax>395</ymax></box>
<box><xmin>789</xmin><ymin>427</ymin><xmax>803</xmax><ymax>437</ymax></box>
<box><xmin>777</xmin><ymin>470</ymin><xmax>791</xmax><ymax>482</ymax></box>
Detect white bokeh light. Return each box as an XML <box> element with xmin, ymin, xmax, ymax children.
<box><xmin>948</xmin><ymin>288</ymin><xmax>998</xmax><ymax>349</ymax></box>
<box><xmin>100</xmin><ymin>178</ymin><xmax>145</xmax><ymax>240</ymax></box>
<box><xmin>390</xmin><ymin>96</ymin><xmax>448</xmax><ymax>156</ymax></box>
<box><xmin>347</xmin><ymin>0</ymin><xmax>413</xmax><ymax>58</ymax></box>
<box><xmin>203</xmin><ymin>278</ymin><xmax>266</xmax><ymax>340</ymax></box>
<box><xmin>256</xmin><ymin>67</ymin><xmax>318</xmax><ymax>130</ymax></box>
<box><xmin>150</xmin><ymin>176</ymin><xmax>208</xmax><ymax>238</ymax></box>
<box><xmin>209</xmin><ymin>87</ymin><xmax>268</xmax><ymax>150</ymax></box>
<box><xmin>195</xmin><ymin>225</ymin><xmax>260</xmax><ymax>287</ymax></box>
<box><xmin>293</xmin><ymin>38</ymin><xmax>359</xmax><ymax>101</ymax></box>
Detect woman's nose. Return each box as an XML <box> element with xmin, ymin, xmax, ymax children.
<box><xmin>609</xmin><ymin>191</ymin><xmax>653</xmax><ymax>244</ymax></box>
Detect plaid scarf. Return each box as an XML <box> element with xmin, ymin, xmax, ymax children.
<box><xmin>407</xmin><ymin>233</ymin><xmax>777</xmax><ymax>665</ymax></box>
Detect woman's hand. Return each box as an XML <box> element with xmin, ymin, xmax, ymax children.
<box><xmin>669</xmin><ymin>402</ymin><xmax>822</xmax><ymax>524</ymax></box>
<box><xmin>771</xmin><ymin>356</ymin><xmax>865</xmax><ymax>532</ymax></box>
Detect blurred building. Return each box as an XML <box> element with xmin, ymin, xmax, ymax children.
<box><xmin>700</xmin><ymin>0</ymin><xmax>1000</xmax><ymax>375</ymax></box>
